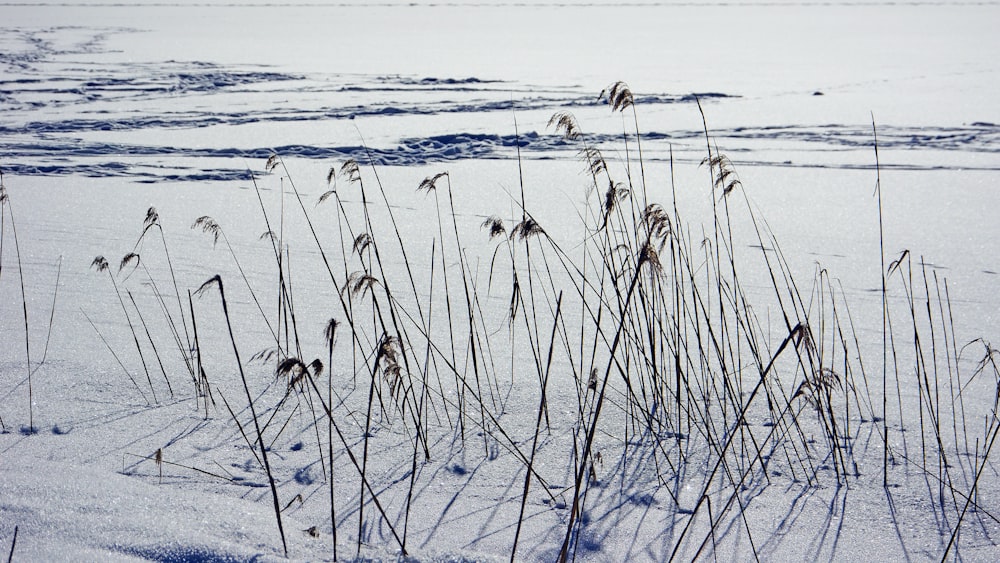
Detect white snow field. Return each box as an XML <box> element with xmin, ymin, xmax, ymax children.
<box><xmin>1</xmin><ymin>1</ymin><xmax>999</xmax><ymax>561</ymax></box>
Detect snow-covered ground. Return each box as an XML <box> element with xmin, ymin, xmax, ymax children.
<box><xmin>2</xmin><ymin>2</ymin><xmax>999</xmax><ymax>561</ymax></box>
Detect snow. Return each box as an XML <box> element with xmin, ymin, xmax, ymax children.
<box><xmin>2</xmin><ymin>1</ymin><xmax>1000</xmax><ymax>561</ymax></box>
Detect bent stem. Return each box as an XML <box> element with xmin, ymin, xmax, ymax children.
<box><xmin>1</xmin><ymin>175</ymin><xmax>33</xmax><ymax>432</ymax></box>
<box><xmin>196</xmin><ymin>275</ymin><xmax>288</xmax><ymax>558</ymax></box>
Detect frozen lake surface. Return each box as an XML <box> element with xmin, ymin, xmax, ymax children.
<box><xmin>1</xmin><ymin>1</ymin><xmax>1000</xmax><ymax>561</ymax></box>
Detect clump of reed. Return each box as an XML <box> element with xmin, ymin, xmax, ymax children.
<box><xmin>79</xmin><ymin>83</ymin><xmax>1000</xmax><ymax>561</ymax></box>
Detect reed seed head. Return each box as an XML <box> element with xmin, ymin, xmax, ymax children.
<box><xmin>378</xmin><ymin>335</ymin><xmax>403</xmax><ymax>365</ymax></box>
<box><xmin>318</xmin><ymin>188</ymin><xmax>337</xmax><ymax>205</ymax></box>
<box><xmin>581</xmin><ymin>147</ymin><xmax>607</xmax><ymax>178</ymax></box>
<box><xmin>642</xmin><ymin>204</ymin><xmax>672</xmax><ymax>251</ymax></box>
<box><xmin>353</xmin><ymin>233</ymin><xmax>373</xmax><ymax>256</ymax></box>
<box><xmin>143</xmin><ymin>207</ymin><xmax>159</xmax><ymax>229</ymax></box>
<box><xmin>192</xmin><ymin>216</ymin><xmax>222</xmax><ymax>247</ymax></box>
<box><xmin>265</xmin><ymin>154</ymin><xmax>280</xmax><ymax>173</ymax></box>
<box><xmin>510</xmin><ymin>218</ymin><xmax>544</xmax><ymax>241</ymax></box>
<box><xmin>702</xmin><ymin>154</ymin><xmax>742</xmax><ymax>198</ymax></box>
<box><xmin>342</xmin><ymin>271</ymin><xmax>378</xmax><ymax>298</ymax></box>
<box><xmin>791</xmin><ymin>323</ymin><xmax>813</xmax><ymax>354</ymax></box>
<box><xmin>340</xmin><ymin>159</ymin><xmax>361</xmax><ymax>184</ymax></box>
<box><xmin>481</xmin><ymin>216</ymin><xmax>506</xmax><ymax>240</ymax></box>
<box><xmin>194</xmin><ymin>274</ymin><xmax>222</xmax><ymax>298</ymax></box>
<box><xmin>259</xmin><ymin>230</ymin><xmax>278</xmax><ymax>244</ymax></box>
<box><xmin>639</xmin><ymin>242</ymin><xmax>663</xmax><ymax>275</ymax></box>
<box><xmin>793</xmin><ymin>368</ymin><xmax>843</xmax><ymax>410</ymax></box>
<box><xmin>888</xmin><ymin>249</ymin><xmax>910</xmax><ymax>276</ymax></box>
<box><xmin>604</xmin><ymin>182</ymin><xmax>629</xmax><ymax>217</ymax></box>
<box><xmin>119</xmin><ymin>252</ymin><xmax>140</xmax><ymax>273</ymax></box>
<box><xmin>251</xmin><ymin>347</ymin><xmax>282</xmax><ymax>364</ymax></box>
<box><xmin>417</xmin><ymin>172</ymin><xmax>449</xmax><ymax>193</ymax></box>
<box><xmin>600</xmin><ymin>81</ymin><xmax>634</xmax><ymax>113</ymax></box>
<box><xmin>91</xmin><ymin>255</ymin><xmax>109</xmax><ymax>272</ymax></box>
<box><xmin>324</xmin><ymin>318</ymin><xmax>340</xmax><ymax>350</ymax></box>
<box><xmin>548</xmin><ymin>111</ymin><xmax>582</xmax><ymax>140</ymax></box>
<box><xmin>275</xmin><ymin>357</ymin><xmax>309</xmax><ymax>391</ymax></box>
<box><xmin>376</xmin><ymin>334</ymin><xmax>405</xmax><ymax>399</ymax></box>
